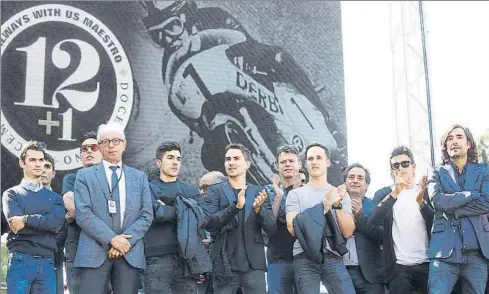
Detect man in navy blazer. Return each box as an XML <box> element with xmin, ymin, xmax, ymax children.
<box><xmin>74</xmin><ymin>122</ymin><xmax>153</xmax><ymax>294</ymax></box>
<box><xmin>204</xmin><ymin>143</ymin><xmax>276</xmax><ymax>294</ymax></box>
<box><xmin>427</xmin><ymin>124</ymin><xmax>489</xmax><ymax>294</ymax></box>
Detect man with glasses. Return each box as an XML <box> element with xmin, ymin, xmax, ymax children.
<box><xmin>74</xmin><ymin>122</ymin><xmax>153</xmax><ymax>294</ymax></box>
<box><xmin>2</xmin><ymin>141</ymin><xmax>65</xmax><ymax>293</ymax></box>
<box><xmin>427</xmin><ymin>125</ymin><xmax>489</xmax><ymax>294</ymax></box>
<box><xmin>264</xmin><ymin>145</ymin><xmax>303</xmax><ymax>294</ymax></box>
<box><xmin>369</xmin><ymin>146</ymin><xmax>433</xmax><ymax>294</ymax></box>
<box><xmin>144</xmin><ymin>141</ymin><xmax>209</xmax><ymax>294</ymax></box>
<box><xmin>61</xmin><ymin>131</ymin><xmax>103</xmax><ymax>294</ymax></box>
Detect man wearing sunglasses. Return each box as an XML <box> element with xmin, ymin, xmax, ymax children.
<box><xmin>61</xmin><ymin>131</ymin><xmax>103</xmax><ymax>294</ymax></box>
<box><xmin>426</xmin><ymin>125</ymin><xmax>489</xmax><ymax>294</ymax></box>
<box><xmin>369</xmin><ymin>146</ymin><xmax>434</xmax><ymax>294</ymax></box>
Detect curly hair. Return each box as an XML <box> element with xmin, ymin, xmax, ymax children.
<box><xmin>441</xmin><ymin>124</ymin><xmax>478</xmax><ymax>163</ymax></box>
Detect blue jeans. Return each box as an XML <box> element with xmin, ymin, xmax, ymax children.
<box><xmin>6</xmin><ymin>251</ymin><xmax>56</xmax><ymax>294</ymax></box>
<box><xmin>267</xmin><ymin>260</ymin><xmax>296</xmax><ymax>294</ymax></box>
<box><xmin>293</xmin><ymin>252</ymin><xmax>355</xmax><ymax>294</ymax></box>
<box><xmin>428</xmin><ymin>251</ymin><xmax>488</xmax><ymax>294</ymax></box>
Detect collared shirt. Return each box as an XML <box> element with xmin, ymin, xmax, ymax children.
<box><xmin>19</xmin><ymin>179</ymin><xmax>44</xmax><ymax>192</ymax></box>
<box><xmin>343</xmin><ymin>194</ymin><xmax>364</xmax><ymax>266</ymax></box>
<box><xmin>102</xmin><ymin>160</ymin><xmax>126</xmax><ymax>225</ymax></box>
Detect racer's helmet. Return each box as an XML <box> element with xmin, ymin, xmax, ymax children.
<box><xmin>141</xmin><ymin>1</ymin><xmax>198</xmax><ymax>49</ymax></box>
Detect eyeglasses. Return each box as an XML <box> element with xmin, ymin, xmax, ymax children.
<box><xmin>99</xmin><ymin>139</ymin><xmax>124</xmax><ymax>147</ymax></box>
<box><xmin>199</xmin><ymin>184</ymin><xmax>209</xmax><ymax>196</ymax></box>
<box><xmin>81</xmin><ymin>144</ymin><xmax>99</xmax><ymax>152</ymax></box>
<box><xmin>391</xmin><ymin>160</ymin><xmax>411</xmax><ymax>170</ymax></box>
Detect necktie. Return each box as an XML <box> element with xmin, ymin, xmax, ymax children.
<box><xmin>109</xmin><ymin>166</ymin><xmax>121</xmax><ymax>234</ymax></box>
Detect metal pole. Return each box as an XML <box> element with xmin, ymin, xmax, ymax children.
<box><xmin>418</xmin><ymin>0</ymin><xmax>436</xmax><ymax>167</ymax></box>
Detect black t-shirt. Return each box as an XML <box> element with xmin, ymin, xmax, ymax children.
<box><xmin>230</xmin><ymin>188</ymin><xmax>251</xmax><ymax>272</ymax></box>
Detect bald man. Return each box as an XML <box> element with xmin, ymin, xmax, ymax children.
<box><xmin>199</xmin><ymin>171</ymin><xmax>227</xmax><ymax>198</ymax></box>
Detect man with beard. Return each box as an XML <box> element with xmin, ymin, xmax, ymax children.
<box><xmin>61</xmin><ymin>131</ymin><xmax>103</xmax><ymax>294</ymax></box>
<box><xmin>427</xmin><ymin>124</ymin><xmax>489</xmax><ymax>294</ymax></box>
<box><xmin>342</xmin><ymin>163</ymin><xmax>385</xmax><ymax>293</ymax></box>
<box><xmin>144</xmin><ymin>141</ymin><xmax>209</xmax><ymax>294</ymax></box>
<box><xmin>205</xmin><ymin>143</ymin><xmax>276</xmax><ymax>294</ymax></box>
<box><xmin>265</xmin><ymin>145</ymin><xmax>303</xmax><ymax>294</ymax></box>
<box><xmin>369</xmin><ymin>146</ymin><xmax>433</xmax><ymax>294</ymax></box>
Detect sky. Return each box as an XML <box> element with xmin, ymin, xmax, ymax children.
<box><xmin>341</xmin><ymin>1</ymin><xmax>489</xmax><ymax>196</ymax></box>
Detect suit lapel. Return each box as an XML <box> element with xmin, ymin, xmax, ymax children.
<box><xmin>95</xmin><ymin>163</ymin><xmax>111</xmax><ymax>201</ymax></box>
<box><xmin>244</xmin><ymin>186</ymin><xmax>256</xmax><ymax>223</ymax></box>
<box><xmin>122</xmin><ymin>165</ymin><xmax>132</xmax><ymax>229</ymax></box>
<box><xmin>442</xmin><ymin>164</ymin><xmax>461</xmax><ymax>191</ymax></box>
<box><xmin>463</xmin><ymin>163</ymin><xmax>480</xmax><ymax>191</ymax></box>
<box><xmin>221</xmin><ymin>181</ymin><xmax>239</xmax><ymax>222</ymax></box>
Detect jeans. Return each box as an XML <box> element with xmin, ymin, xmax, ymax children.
<box><xmin>54</xmin><ymin>250</ymin><xmax>64</xmax><ymax>294</ymax></box>
<box><xmin>6</xmin><ymin>251</ymin><xmax>56</xmax><ymax>294</ymax></box>
<box><xmin>293</xmin><ymin>252</ymin><xmax>355</xmax><ymax>294</ymax></box>
<box><xmin>144</xmin><ymin>254</ymin><xmax>198</xmax><ymax>294</ymax></box>
<box><xmin>428</xmin><ymin>251</ymin><xmax>488</xmax><ymax>294</ymax></box>
<box><xmin>387</xmin><ymin>263</ymin><xmax>429</xmax><ymax>294</ymax></box>
<box><xmin>267</xmin><ymin>260</ymin><xmax>296</xmax><ymax>294</ymax></box>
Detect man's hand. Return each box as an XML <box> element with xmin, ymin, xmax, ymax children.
<box><xmin>416</xmin><ymin>176</ymin><xmax>427</xmax><ymax>206</ymax></box>
<box><xmin>108</xmin><ymin>246</ymin><xmax>123</xmax><ymax>259</ymax></box>
<box><xmin>323</xmin><ymin>188</ymin><xmax>334</xmax><ymax>214</ymax></box>
<box><xmin>334</xmin><ymin>185</ymin><xmax>346</xmax><ymax>207</ymax></box>
<box><xmin>110</xmin><ymin>234</ymin><xmax>132</xmax><ymax>254</ymax></box>
<box><xmin>391</xmin><ymin>174</ymin><xmax>411</xmax><ymax>199</ymax></box>
<box><xmin>8</xmin><ymin>216</ymin><xmax>26</xmax><ymax>233</ymax></box>
<box><xmin>157</xmin><ymin>200</ymin><xmax>166</xmax><ymax>206</ymax></box>
<box><xmin>253</xmin><ymin>189</ymin><xmax>268</xmax><ymax>214</ymax></box>
<box><xmin>236</xmin><ymin>186</ymin><xmax>247</xmax><ymax>209</ymax></box>
<box><xmin>272</xmin><ymin>174</ymin><xmax>284</xmax><ymax>200</ymax></box>
<box><xmin>65</xmin><ymin>211</ymin><xmax>75</xmax><ymax>223</ymax></box>
<box><xmin>351</xmin><ymin>198</ymin><xmax>363</xmax><ymax>220</ymax></box>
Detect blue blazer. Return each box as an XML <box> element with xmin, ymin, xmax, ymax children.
<box><xmin>74</xmin><ymin>163</ymin><xmax>153</xmax><ymax>269</ymax></box>
<box><xmin>427</xmin><ymin>162</ymin><xmax>489</xmax><ymax>259</ymax></box>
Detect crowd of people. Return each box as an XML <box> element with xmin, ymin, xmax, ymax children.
<box><xmin>2</xmin><ymin>122</ymin><xmax>489</xmax><ymax>294</ymax></box>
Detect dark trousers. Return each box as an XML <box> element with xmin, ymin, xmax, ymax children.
<box><xmin>428</xmin><ymin>251</ymin><xmax>488</xmax><ymax>294</ymax></box>
<box><xmin>144</xmin><ymin>254</ymin><xmax>197</xmax><ymax>294</ymax></box>
<box><xmin>78</xmin><ymin>257</ymin><xmax>139</xmax><ymax>294</ymax></box>
<box><xmin>267</xmin><ymin>260</ymin><xmax>296</xmax><ymax>294</ymax></box>
<box><xmin>387</xmin><ymin>263</ymin><xmax>429</xmax><ymax>294</ymax></box>
<box><xmin>346</xmin><ymin>265</ymin><xmax>385</xmax><ymax>294</ymax></box>
<box><xmin>214</xmin><ymin>270</ymin><xmax>266</xmax><ymax>294</ymax></box>
<box><xmin>54</xmin><ymin>250</ymin><xmax>65</xmax><ymax>294</ymax></box>
<box><xmin>65</xmin><ymin>260</ymin><xmax>80</xmax><ymax>294</ymax></box>
<box><xmin>293</xmin><ymin>252</ymin><xmax>355</xmax><ymax>294</ymax></box>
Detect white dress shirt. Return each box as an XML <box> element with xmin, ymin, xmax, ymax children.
<box><xmin>102</xmin><ymin>160</ymin><xmax>126</xmax><ymax>226</ymax></box>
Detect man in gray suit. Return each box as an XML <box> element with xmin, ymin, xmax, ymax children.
<box><xmin>74</xmin><ymin>122</ymin><xmax>153</xmax><ymax>294</ymax></box>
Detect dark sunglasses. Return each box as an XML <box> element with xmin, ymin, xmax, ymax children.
<box><xmin>391</xmin><ymin>160</ymin><xmax>411</xmax><ymax>170</ymax></box>
<box><xmin>199</xmin><ymin>184</ymin><xmax>209</xmax><ymax>194</ymax></box>
<box><xmin>81</xmin><ymin>144</ymin><xmax>99</xmax><ymax>152</ymax></box>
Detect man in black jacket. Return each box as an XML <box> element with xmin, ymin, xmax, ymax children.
<box><xmin>369</xmin><ymin>146</ymin><xmax>434</xmax><ymax>294</ymax></box>
<box><xmin>144</xmin><ymin>141</ymin><xmax>208</xmax><ymax>294</ymax></box>
<box><xmin>204</xmin><ymin>143</ymin><xmax>276</xmax><ymax>294</ymax></box>
<box><xmin>342</xmin><ymin>163</ymin><xmax>385</xmax><ymax>293</ymax></box>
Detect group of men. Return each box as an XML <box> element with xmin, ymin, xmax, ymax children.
<box><xmin>2</xmin><ymin>122</ymin><xmax>489</xmax><ymax>294</ymax></box>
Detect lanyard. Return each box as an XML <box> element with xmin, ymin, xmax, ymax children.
<box><xmin>108</xmin><ymin>165</ymin><xmax>124</xmax><ymax>200</ymax></box>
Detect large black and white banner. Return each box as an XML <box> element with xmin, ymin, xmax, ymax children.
<box><xmin>1</xmin><ymin>1</ymin><xmax>347</xmax><ymax>192</ymax></box>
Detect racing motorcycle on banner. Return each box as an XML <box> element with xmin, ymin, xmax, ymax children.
<box><xmin>142</xmin><ymin>1</ymin><xmax>347</xmax><ymax>185</ymax></box>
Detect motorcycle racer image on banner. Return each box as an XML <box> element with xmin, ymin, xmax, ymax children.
<box><xmin>140</xmin><ymin>1</ymin><xmax>348</xmax><ymax>185</ymax></box>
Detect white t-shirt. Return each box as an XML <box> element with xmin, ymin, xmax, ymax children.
<box><xmin>391</xmin><ymin>185</ymin><xmax>429</xmax><ymax>265</ymax></box>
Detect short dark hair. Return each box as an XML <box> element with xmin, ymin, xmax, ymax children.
<box><xmin>343</xmin><ymin>163</ymin><xmax>371</xmax><ymax>185</ymax></box>
<box><xmin>20</xmin><ymin>141</ymin><xmax>46</xmax><ymax>162</ymax></box>
<box><xmin>441</xmin><ymin>124</ymin><xmax>478</xmax><ymax>163</ymax></box>
<box><xmin>305</xmin><ymin>142</ymin><xmax>330</xmax><ymax>159</ymax></box>
<box><xmin>276</xmin><ymin>145</ymin><xmax>300</xmax><ymax>159</ymax></box>
<box><xmin>44</xmin><ymin>153</ymin><xmax>55</xmax><ymax>171</ymax></box>
<box><xmin>225</xmin><ymin>143</ymin><xmax>250</xmax><ymax>161</ymax></box>
<box><xmin>79</xmin><ymin>131</ymin><xmax>97</xmax><ymax>144</ymax></box>
<box><xmin>156</xmin><ymin>141</ymin><xmax>181</xmax><ymax>158</ymax></box>
<box><xmin>390</xmin><ymin>146</ymin><xmax>414</xmax><ymax>164</ymax></box>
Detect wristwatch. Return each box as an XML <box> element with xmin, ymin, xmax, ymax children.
<box><xmin>332</xmin><ymin>203</ymin><xmax>343</xmax><ymax>210</ymax></box>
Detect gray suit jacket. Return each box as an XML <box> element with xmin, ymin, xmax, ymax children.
<box><xmin>74</xmin><ymin>163</ymin><xmax>153</xmax><ymax>269</ymax></box>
